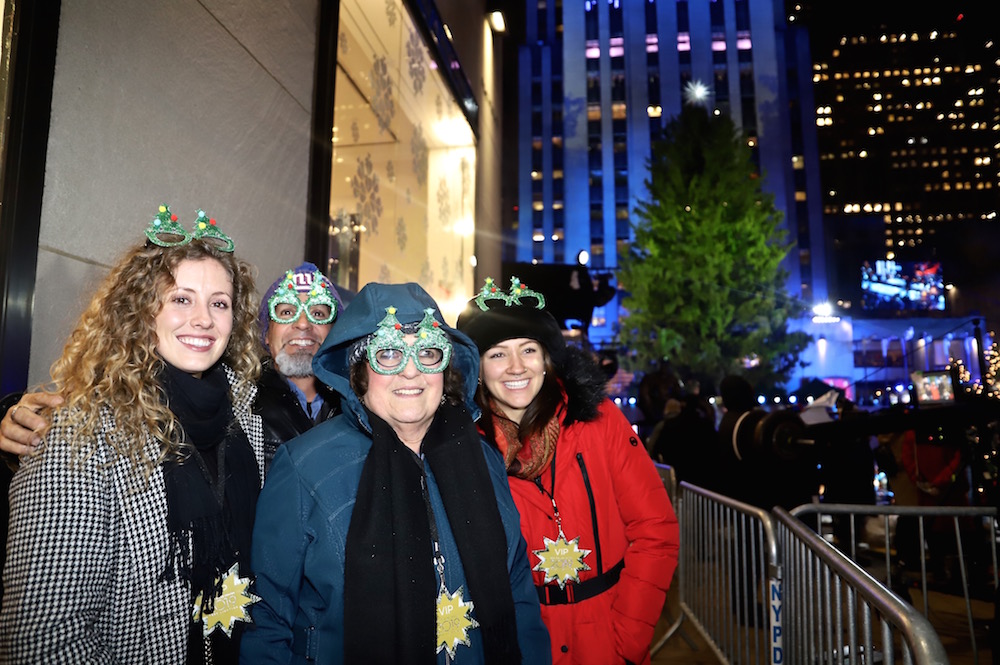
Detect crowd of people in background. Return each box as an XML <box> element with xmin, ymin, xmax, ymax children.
<box><xmin>0</xmin><ymin>205</ymin><xmax>994</xmax><ymax>662</ymax></box>
<box><xmin>633</xmin><ymin>363</ymin><xmax>983</xmax><ymax>535</ymax></box>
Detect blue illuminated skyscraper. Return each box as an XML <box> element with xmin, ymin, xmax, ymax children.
<box><xmin>512</xmin><ymin>0</ymin><xmax>824</xmax><ymax>345</ymax></box>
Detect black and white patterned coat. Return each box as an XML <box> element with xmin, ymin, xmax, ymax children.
<box><xmin>0</xmin><ymin>366</ymin><xmax>264</xmax><ymax>663</ymax></box>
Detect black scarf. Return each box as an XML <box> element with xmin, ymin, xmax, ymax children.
<box><xmin>343</xmin><ymin>402</ymin><xmax>521</xmax><ymax>664</ymax></box>
<box><xmin>158</xmin><ymin>362</ymin><xmax>259</xmax><ymax>617</ymax></box>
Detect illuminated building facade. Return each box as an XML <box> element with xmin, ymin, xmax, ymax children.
<box><xmin>795</xmin><ymin>1</ymin><xmax>1000</xmax><ymax>398</ymax></box>
<box><xmin>804</xmin><ymin>2</ymin><xmax>1000</xmax><ymax>311</ymax></box>
<box><xmin>511</xmin><ymin>0</ymin><xmax>827</xmax><ymax>346</ymax></box>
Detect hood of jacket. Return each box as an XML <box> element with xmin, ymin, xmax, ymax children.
<box><xmin>557</xmin><ymin>344</ymin><xmax>611</xmax><ymax>426</ymax></box>
<box><xmin>312</xmin><ymin>282</ymin><xmax>482</xmax><ymax>433</ymax></box>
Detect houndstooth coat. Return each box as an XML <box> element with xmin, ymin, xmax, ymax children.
<box><xmin>0</xmin><ymin>366</ymin><xmax>264</xmax><ymax>664</ymax></box>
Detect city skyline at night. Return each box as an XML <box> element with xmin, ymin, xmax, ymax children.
<box><xmin>793</xmin><ymin>0</ymin><xmax>1000</xmax><ymax>326</ymax></box>
<box><xmin>508</xmin><ymin>0</ymin><xmax>1000</xmax><ymax>394</ymax></box>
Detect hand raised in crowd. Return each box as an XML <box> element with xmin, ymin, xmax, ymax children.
<box><xmin>1</xmin><ymin>392</ymin><xmax>61</xmax><ymax>456</ymax></box>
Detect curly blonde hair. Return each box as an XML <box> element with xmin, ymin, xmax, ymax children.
<box><xmin>44</xmin><ymin>240</ymin><xmax>261</xmax><ymax>477</ymax></box>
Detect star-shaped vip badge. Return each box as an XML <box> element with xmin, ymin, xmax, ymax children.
<box><xmin>193</xmin><ymin>562</ymin><xmax>261</xmax><ymax>638</ymax></box>
<box><xmin>436</xmin><ymin>585</ymin><xmax>480</xmax><ymax>659</ymax></box>
<box><xmin>533</xmin><ymin>533</ymin><xmax>592</xmax><ymax>588</ymax></box>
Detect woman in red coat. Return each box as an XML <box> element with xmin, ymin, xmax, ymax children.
<box><xmin>457</xmin><ymin>277</ymin><xmax>679</xmax><ymax>665</ymax></box>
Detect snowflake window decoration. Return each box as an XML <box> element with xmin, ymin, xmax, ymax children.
<box><xmin>411</xmin><ymin>124</ymin><xmax>428</xmax><ymax>186</ymax></box>
<box><xmin>396</xmin><ymin>217</ymin><xmax>408</xmax><ymax>251</ymax></box>
<box><xmin>436</xmin><ymin>177</ymin><xmax>451</xmax><ymax>228</ymax></box>
<box><xmin>352</xmin><ymin>154</ymin><xmax>383</xmax><ymax>234</ymax></box>
<box><xmin>407</xmin><ymin>30</ymin><xmax>427</xmax><ymax>95</ymax></box>
<box><xmin>370</xmin><ymin>55</ymin><xmax>395</xmax><ymax>134</ymax></box>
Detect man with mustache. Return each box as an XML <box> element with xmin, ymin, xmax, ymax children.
<box><xmin>0</xmin><ymin>262</ymin><xmax>343</xmax><ymax>468</ymax></box>
<box><xmin>253</xmin><ymin>262</ymin><xmax>344</xmax><ymax>468</ymax></box>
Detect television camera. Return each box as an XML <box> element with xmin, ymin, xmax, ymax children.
<box><xmin>720</xmin><ymin>369</ymin><xmax>1000</xmax><ymax>505</ymax></box>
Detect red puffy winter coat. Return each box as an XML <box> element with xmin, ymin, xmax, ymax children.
<box><xmin>493</xmin><ymin>399</ymin><xmax>680</xmax><ymax>665</ymax></box>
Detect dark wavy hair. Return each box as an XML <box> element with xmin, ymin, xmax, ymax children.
<box><xmin>476</xmin><ymin>348</ymin><xmax>562</xmax><ymax>448</ymax></box>
<box><xmin>477</xmin><ymin>344</ymin><xmax>608</xmax><ymax>450</ymax></box>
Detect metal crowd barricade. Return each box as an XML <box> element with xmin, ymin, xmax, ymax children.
<box><xmin>775</xmin><ymin>506</ymin><xmax>950</xmax><ymax>664</ymax></box>
<box><xmin>654</xmin><ymin>462</ymin><xmax>679</xmax><ymax>506</ymax></box>
<box><xmin>650</xmin><ymin>464</ymin><xmax>693</xmax><ymax>655</ymax></box>
<box><xmin>791</xmin><ymin>502</ymin><xmax>999</xmax><ymax>664</ymax></box>
<box><xmin>655</xmin><ymin>481</ymin><xmax>783</xmax><ymax>664</ymax></box>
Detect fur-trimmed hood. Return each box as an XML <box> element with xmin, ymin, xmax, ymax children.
<box><xmin>557</xmin><ymin>345</ymin><xmax>611</xmax><ymax>426</ymax></box>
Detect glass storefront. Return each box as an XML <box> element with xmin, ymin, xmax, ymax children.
<box><xmin>327</xmin><ymin>0</ymin><xmax>477</xmax><ymax>317</ymax></box>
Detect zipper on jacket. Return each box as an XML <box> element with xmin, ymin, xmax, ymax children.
<box><xmin>576</xmin><ymin>452</ymin><xmax>603</xmax><ymax>574</ymax></box>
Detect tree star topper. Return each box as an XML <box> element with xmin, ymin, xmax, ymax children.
<box><xmin>436</xmin><ymin>585</ymin><xmax>479</xmax><ymax>659</ymax></box>
<box><xmin>532</xmin><ymin>533</ymin><xmax>592</xmax><ymax>589</ymax></box>
<box><xmin>192</xmin><ymin>562</ymin><xmax>261</xmax><ymax>638</ymax></box>
<box><xmin>683</xmin><ymin>79</ymin><xmax>711</xmax><ymax>107</ymax></box>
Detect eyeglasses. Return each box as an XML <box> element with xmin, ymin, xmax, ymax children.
<box><xmin>268</xmin><ymin>271</ymin><xmax>339</xmax><ymax>326</ymax></box>
<box><xmin>270</xmin><ymin>298</ymin><xmax>337</xmax><ymax>325</ymax></box>
<box><xmin>367</xmin><ymin>340</ymin><xmax>452</xmax><ymax>375</ymax></box>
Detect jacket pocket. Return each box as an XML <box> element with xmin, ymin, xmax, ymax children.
<box><xmin>576</xmin><ymin>452</ymin><xmax>603</xmax><ymax>573</ymax></box>
<box><xmin>290</xmin><ymin>623</ymin><xmax>317</xmax><ymax>661</ymax></box>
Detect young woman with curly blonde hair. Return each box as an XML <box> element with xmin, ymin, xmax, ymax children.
<box><xmin>0</xmin><ymin>206</ymin><xmax>265</xmax><ymax>665</ymax></box>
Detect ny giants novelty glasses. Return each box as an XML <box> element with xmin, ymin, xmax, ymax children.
<box><xmin>268</xmin><ymin>270</ymin><xmax>339</xmax><ymax>325</ymax></box>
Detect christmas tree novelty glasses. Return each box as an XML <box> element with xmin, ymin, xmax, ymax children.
<box><xmin>268</xmin><ymin>270</ymin><xmax>339</xmax><ymax>325</ymax></box>
<box><xmin>368</xmin><ymin>307</ymin><xmax>453</xmax><ymax>375</ymax></box>
<box><xmin>145</xmin><ymin>204</ymin><xmax>235</xmax><ymax>253</ymax></box>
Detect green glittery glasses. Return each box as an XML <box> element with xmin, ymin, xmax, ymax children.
<box><xmin>367</xmin><ymin>307</ymin><xmax>453</xmax><ymax>375</ymax></box>
<box><xmin>268</xmin><ymin>270</ymin><xmax>339</xmax><ymax>325</ymax></box>
<box><xmin>474</xmin><ymin>275</ymin><xmax>546</xmax><ymax>311</ymax></box>
<box><xmin>144</xmin><ymin>204</ymin><xmax>235</xmax><ymax>253</ymax></box>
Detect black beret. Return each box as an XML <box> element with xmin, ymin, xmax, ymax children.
<box><xmin>456</xmin><ymin>277</ymin><xmax>567</xmax><ymax>362</ymax></box>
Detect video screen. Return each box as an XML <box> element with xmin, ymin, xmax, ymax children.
<box><xmin>860</xmin><ymin>260</ymin><xmax>945</xmax><ymax>312</ymax></box>
<box><xmin>911</xmin><ymin>371</ymin><xmax>956</xmax><ymax>406</ymax></box>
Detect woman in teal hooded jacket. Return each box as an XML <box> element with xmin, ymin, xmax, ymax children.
<box><xmin>242</xmin><ymin>282</ymin><xmax>551</xmax><ymax>665</ymax></box>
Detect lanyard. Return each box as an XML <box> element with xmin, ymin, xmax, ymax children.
<box><xmin>533</xmin><ymin>455</ymin><xmax>565</xmax><ymax>534</ymax></box>
<box><xmin>419</xmin><ymin>465</ymin><xmax>448</xmax><ymax>591</ymax></box>
<box><xmin>420</xmin><ymin>458</ymin><xmax>481</xmax><ymax>661</ymax></box>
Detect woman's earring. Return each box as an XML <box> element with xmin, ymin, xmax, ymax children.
<box><xmin>440</xmin><ymin>395</ymin><xmax>447</xmax><ymax>405</ymax></box>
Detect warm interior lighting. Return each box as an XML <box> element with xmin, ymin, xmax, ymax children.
<box><xmin>488</xmin><ymin>10</ymin><xmax>506</xmax><ymax>33</ymax></box>
<box><xmin>453</xmin><ymin>217</ymin><xmax>474</xmax><ymax>237</ymax></box>
<box><xmin>433</xmin><ymin>117</ymin><xmax>474</xmax><ymax>147</ymax></box>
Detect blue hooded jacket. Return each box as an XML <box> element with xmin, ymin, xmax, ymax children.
<box><xmin>241</xmin><ymin>283</ymin><xmax>551</xmax><ymax>664</ymax></box>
